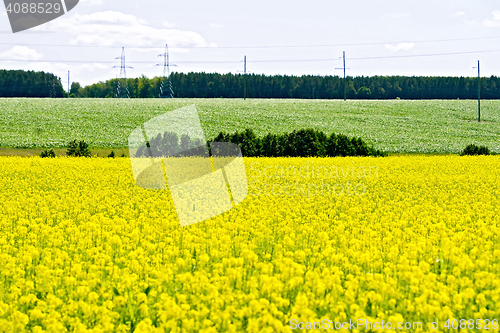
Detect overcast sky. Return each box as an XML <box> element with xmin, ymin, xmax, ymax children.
<box><xmin>1</xmin><ymin>0</ymin><xmax>500</xmax><ymax>87</ymax></box>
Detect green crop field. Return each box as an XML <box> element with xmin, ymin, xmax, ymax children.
<box><xmin>0</xmin><ymin>98</ymin><xmax>498</xmax><ymax>153</ymax></box>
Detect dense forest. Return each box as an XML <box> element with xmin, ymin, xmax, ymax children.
<box><xmin>61</xmin><ymin>72</ymin><xmax>500</xmax><ymax>99</ymax></box>
<box><xmin>0</xmin><ymin>70</ymin><xmax>66</xmax><ymax>97</ymax></box>
<box><xmin>1</xmin><ymin>69</ymin><xmax>499</xmax><ymax>99</ymax></box>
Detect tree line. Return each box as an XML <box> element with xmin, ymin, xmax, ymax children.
<box><xmin>134</xmin><ymin>128</ymin><xmax>386</xmax><ymax>158</ymax></box>
<box><xmin>1</xmin><ymin>69</ymin><xmax>499</xmax><ymax>99</ymax></box>
<box><xmin>61</xmin><ymin>73</ymin><xmax>500</xmax><ymax>99</ymax></box>
<box><xmin>0</xmin><ymin>70</ymin><xmax>66</xmax><ymax>97</ymax></box>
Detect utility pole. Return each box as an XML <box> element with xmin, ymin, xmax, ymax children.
<box><xmin>335</xmin><ymin>51</ymin><xmax>348</xmax><ymax>101</ymax></box>
<box><xmin>478</xmin><ymin>60</ymin><xmax>481</xmax><ymax>122</ymax></box>
<box><xmin>343</xmin><ymin>51</ymin><xmax>346</xmax><ymax>101</ymax></box>
<box><xmin>67</xmin><ymin>71</ymin><xmax>70</xmax><ymax>94</ymax></box>
<box><xmin>473</xmin><ymin>60</ymin><xmax>481</xmax><ymax>122</ymax></box>
<box><xmin>244</xmin><ymin>55</ymin><xmax>247</xmax><ymax>100</ymax></box>
<box><xmin>238</xmin><ymin>56</ymin><xmax>250</xmax><ymax>99</ymax></box>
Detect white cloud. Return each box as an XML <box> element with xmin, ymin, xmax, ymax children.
<box><xmin>484</xmin><ymin>11</ymin><xmax>500</xmax><ymax>27</ymax></box>
<box><xmin>0</xmin><ymin>46</ymin><xmax>43</xmax><ymax>60</ymax></box>
<box><xmin>46</xmin><ymin>11</ymin><xmax>209</xmax><ymax>49</ymax></box>
<box><xmin>380</xmin><ymin>13</ymin><xmax>410</xmax><ymax>19</ymax></box>
<box><xmin>385</xmin><ymin>43</ymin><xmax>415</xmax><ymax>52</ymax></box>
<box><xmin>80</xmin><ymin>0</ymin><xmax>103</xmax><ymax>5</ymax></box>
<box><xmin>452</xmin><ymin>11</ymin><xmax>466</xmax><ymax>18</ymax></box>
<box><xmin>162</xmin><ymin>21</ymin><xmax>175</xmax><ymax>28</ymax></box>
<box><xmin>74</xmin><ymin>11</ymin><xmax>148</xmax><ymax>25</ymax></box>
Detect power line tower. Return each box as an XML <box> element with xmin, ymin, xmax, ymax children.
<box><xmin>113</xmin><ymin>47</ymin><xmax>133</xmax><ymax>98</ymax></box>
<box><xmin>156</xmin><ymin>44</ymin><xmax>177</xmax><ymax>98</ymax></box>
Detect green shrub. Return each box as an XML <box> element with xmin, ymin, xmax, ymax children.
<box><xmin>179</xmin><ymin>134</ymin><xmax>191</xmax><ymax>153</ymax></box>
<box><xmin>328</xmin><ymin>134</ymin><xmax>356</xmax><ymax>157</ymax></box>
<box><xmin>461</xmin><ymin>144</ymin><xmax>490</xmax><ymax>156</ymax></box>
<box><xmin>238</xmin><ymin>129</ymin><xmax>260</xmax><ymax>157</ymax></box>
<box><xmin>66</xmin><ymin>140</ymin><xmax>78</xmax><ymax>156</ymax></box>
<box><xmin>260</xmin><ymin>133</ymin><xmax>279</xmax><ymax>157</ymax></box>
<box><xmin>286</xmin><ymin>129</ymin><xmax>327</xmax><ymax>157</ymax></box>
<box><xmin>283</xmin><ymin>129</ymin><xmax>324</xmax><ymax>157</ymax></box>
<box><xmin>162</xmin><ymin>132</ymin><xmax>179</xmax><ymax>156</ymax></box>
<box><xmin>133</xmin><ymin>129</ymin><xmax>387</xmax><ymax>158</ymax></box>
<box><xmin>148</xmin><ymin>134</ymin><xmax>163</xmax><ymax>156</ymax></box>
<box><xmin>211</xmin><ymin>129</ymin><xmax>386</xmax><ymax>157</ymax></box>
<box><xmin>40</xmin><ymin>148</ymin><xmax>55</xmax><ymax>158</ymax></box>
<box><xmin>66</xmin><ymin>140</ymin><xmax>91</xmax><ymax>157</ymax></box>
<box><xmin>213</xmin><ymin>131</ymin><xmax>230</xmax><ymax>143</ymax></box>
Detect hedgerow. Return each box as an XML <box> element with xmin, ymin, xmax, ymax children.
<box><xmin>134</xmin><ymin>129</ymin><xmax>387</xmax><ymax>158</ymax></box>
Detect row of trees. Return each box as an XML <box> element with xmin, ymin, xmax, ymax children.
<box><xmin>73</xmin><ymin>73</ymin><xmax>500</xmax><ymax>99</ymax></box>
<box><xmin>134</xmin><ymin>128</ymin><xmax>386</xmax><ymax>158</ymax></box>
<box><xmin>1</xmin><ymin>69</ymin><xmax>498</xmax><ymax>99</ymax></box>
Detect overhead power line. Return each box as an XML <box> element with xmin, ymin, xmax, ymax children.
<box><xmin>1</xmin><ymin>36</ymin><xmax>500</xmax><ymax>49</ymax></box>
<box><xmin>350</xmin><ymin>49</ymin><xmax>500</xmax><ymax>60</ymax></box>
<box><xmin>0</xmin><ymin>59</ymin><xmax>242</xmax><ymax>64</ymax></box>
<box><xmin>0</xmin><ymin>59</ymin><xmax>241</xmax><ymax>64</ymax></box>
<box><xmin>2</xmin><ymin>48</ymin><xmax>500</xmax><ymax>64</ymax></box>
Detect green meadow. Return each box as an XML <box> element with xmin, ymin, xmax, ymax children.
<box><xmin>0</xmin><ymin>98</ymin><xmax>498</xmax><ymax>154</ymax></box>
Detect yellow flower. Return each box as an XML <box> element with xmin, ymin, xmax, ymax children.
<box><xmin>0</xmin><ymin>155</ymin><xmax>498</xmax><ymax>332</ymax></box>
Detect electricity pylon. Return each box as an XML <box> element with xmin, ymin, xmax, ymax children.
<box><xmin>113</xmin><ymin>47</ymin><xmax>133</xmax><ymax>98</ymax></box>
<box><xmin>156</xmin><ymin>44</ymin><xmax>177</xmax><ymax>98</ymax></box>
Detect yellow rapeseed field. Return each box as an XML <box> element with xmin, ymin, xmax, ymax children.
<box><xmin>0</xmin><ymin>156</ymin><xmax>499</xmax><ymax>332</ymax></box>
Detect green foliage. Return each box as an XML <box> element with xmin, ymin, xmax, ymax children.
<box><xmin>179</xmin><ymin>134</ymin><xmax>191</xmax><ymax>153</ymax></box>
<box><xmin>230</xmin><ymin>129</ymin><xmax>260</xmax><ymax>157</ymax></box>
<box><xmin>70</xmin><ymin>82</ymin><xmax>82</xmax><ymax>96</ymax></box>
<box><xmin>107</xmin><ymin>150</ymin><xmax>115</xmax><ymax>158</ymax></box>
<box><xmin>260</xmin><ymin>133</ymin><xmax>280</xmax><ymax>157</ymax></box>
<box><xmin>357</xmin><ymin>86</ymin><xmax>371</xmax><ymax>98</ymax></box>
<box><xmin>66</xmin><ymin>140</ymin><xmax>91</xmax><ymax>157</ymax></box>
<box><xmin>213</xmin><ymin>128</ymin><xmax>386</xmax><ymax>157</ymax></box>
<box><xmin>0</xmin><ymin>69</ymin><xmax>66</xmax><ymax>97</ymax></box>
<box><xmin>3</xmin><ymin>69</ymin><xmax>500</xmax><ymax>100</ymax></box>
<box><xmin>40</xmin><ymin>148</ymin><xmax>56</xmax><ymax>158</ymax></box>
<box><xmin>134</xmin><ymin>128</ymin><xmax>385</xmax><ymax>158</ymax></box>
<box><xmin>461</xmin><ymin>144</ymin><xmax>490</xmax><ymax>156</ymax></box>
<box><xmin>75</xmin><ymin>72</ymin><xmax>500</xmax><ymax>99</ymax></box>
<box><xmin>283</xmin><ymin>129</ymin><xmax>327</xmax><ymax>157</ymax></box>
<box><xmin>162</xmin><ymin>132</ymin><xmax>179</xmax><ymax>156</ymax></box>
<box><xmin>134</xmin><ymin>132</ymin><xmax>205</xmax><ymax>158</ymax></box>
<box><xmin>328</xmin><ymin>134</ymin><xmax>356</xmax><ymax>157</ymax></box>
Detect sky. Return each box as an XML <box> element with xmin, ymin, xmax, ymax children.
<box><xmin>1</xmin><ymin>0</ymin><xmax>500</xmax><ymax>87</ymax></box>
